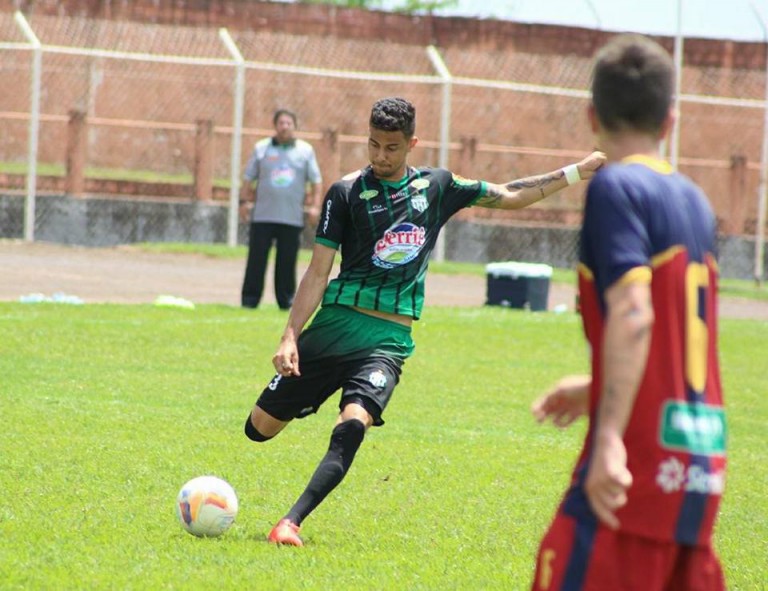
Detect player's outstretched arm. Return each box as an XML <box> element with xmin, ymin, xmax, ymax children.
<box><xmin>476</xmin><ymin>151</ymin><xmax>605</xmax><ymax>210</ymax></box>
<box><xmin>273</xmin><ymin>242</ymin><xmax>336</xmax><ymax>377</ymax></box>
<box><xmin>531</xmin><ymin>374</ymin><xmax>591</xmax><ymax>428</ymax></box>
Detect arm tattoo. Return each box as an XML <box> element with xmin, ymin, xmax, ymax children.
<box><xmin>475</xmin><ymin>186</ymin><xmax>504</xmax><ymax>208</ymax></box>
<box><xmin>505</xmin><ymin>171</ymin><xmax>562</xmax><ymax>192</ymax></box>
<box><xmin>475</xmin><ymin>171</ymin><xmax>563</xmax><ymax>209</ymax></box>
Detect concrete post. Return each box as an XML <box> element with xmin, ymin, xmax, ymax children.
<box><xmin>65</xmin><ymin>110</ymin><xmax>87</xmax><ymax>197</ymax></box>
<box><xmin>321</xmin><ymin>128</ymin><xmax>340</xmax><ymax>186</ymax></box>
<box><xmin>726</xmin><ymin>154</ymin><xmax>747</xmax><ymax>235</ymax></box>
<box><xmin>194</xmin><ymin>118</ymin><xmax>214</xmax><ymax>201</ymax></box>
<box><xmin>459</xmin><ymin>137</ymin><xmax>477</xmax><ymax>175</ymax></box>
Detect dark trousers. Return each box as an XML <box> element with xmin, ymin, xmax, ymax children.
<box><xmin>242</xmin><ymin>222</ymin><xmax>302</xmax><ymax>309</ymax></box>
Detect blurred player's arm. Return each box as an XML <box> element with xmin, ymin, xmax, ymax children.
<box><xmin>586</xmin><ymin>277</ymin><xmax>654</xmax><ymax>529</ymax></box>
<box><xmin>304</xmin><ymin>181</ymin><xmax>323</xmax><ymax>226</ymax></box>
<box><xmin>272</xmin><ymin>242</ymin><xmax>336</xmax><ymax>377</ymax></box>
<box><xmin>477</xmin><ymin>151</ymin><xmax>605</xmax><ymax>210</ymax></box>
<box><xmin>532</xmin><ymin>374</ymin><xmax>591</xmax><ymax>428</ymax></box>
<box><xmin>239</xmin><ymin>179</ymin><xmax>256</xmax><ymax>221</ymax></box>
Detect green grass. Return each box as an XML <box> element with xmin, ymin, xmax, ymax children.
<box><xmin>0</xmin><ymin>162</ymin><xmax>230</xmax><ymax>188</ymax></box>
<box><xmin>134</xmin><ymin>242</ymin><xmax>249</xmax><ymax>259</ymax></box>
<box><xmin>0</xmin><ymin>303</ymin><xmax>765</xmax><ymax>590</ymax></box>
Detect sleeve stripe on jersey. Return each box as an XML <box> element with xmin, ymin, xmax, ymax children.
<box><xmin>617</xmin><ymin>266</ymin><xmax>652</xmax><ymax>286</ymax></box>
<box><xmin>577</xmin><ymin>262</ymin><xmax>594</xmax><ymax>281</ymax></box>
<box><xmin>468</xmin><ymin>181</ymin><xmax>489</xmax><ymax>206</ymax></box>
<box><xmin>651</xmin><ymin>245</ymin><xmax>686</xmax><ymax>269</ymax></box>
<box><xmin>315</xmin><ymin>237</ymin><xmax>339</xmax><ymax>249</ymax></box>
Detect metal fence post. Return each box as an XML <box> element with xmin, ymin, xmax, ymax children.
<box><xmin>427</xmin><ymin>45</ymin><xmax>452</xmax><ymax>263</ymax></box>
<box><xmin>670</xmin><ymin>0</ymin><xmax>684</xmax><ymax>171</ymax></box>
<box><xmin>754</xmin><ymin>45</ymin><xmax>768</xmax><ymax>284</ymax></box>
<box><xmin>219</xmin><ymin>28</ymin><xmax>245</xmax><ymax>248</ymax></box>
<box><xmin>14</xmin><ymin>11</ymin><xmax>41</xmax><ymax>242</ymax></box>
<box><xmin>750</xmin><ymin>2</ymin><xmax>768</xmax><ymax>284</ymax></box>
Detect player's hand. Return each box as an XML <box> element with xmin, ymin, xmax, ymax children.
<box><xmin>238</xmin><ymin>202</ymin><xmax>251</xmax><ymax>223</ymax></box>
<box><xmin>305</xmin><ymin>204</ymin><xmax>321</xmax><ymax>227</ymax></box>
<box><xmin>273</xmin><ymin>338</ymin><xmax>300</xmax><ymax>377</ymax></box>
<box><xmin>576</xmin><ymin>151</ymin><xmax>606</xmax><ymax>180</ymax></box>
<box><xmin>584</xmin><ymin>432</ymin><xmax>633</xmax><ymax>530</ymax></box>
<box><xmin>531</xmin><ymin>374</ymin><xmax>591</xmax><ymax>428</ymax></box>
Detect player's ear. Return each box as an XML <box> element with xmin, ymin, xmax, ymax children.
<box><xmin>408</xmin><ymin>136</ymin><xmax>419</xmax><ymax>151</ymax></box>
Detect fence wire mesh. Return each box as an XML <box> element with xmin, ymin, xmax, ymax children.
<box><xmin>0</xmin><ymin>11</ymin><xmax>766</xmax><ymax>278</ymax></box>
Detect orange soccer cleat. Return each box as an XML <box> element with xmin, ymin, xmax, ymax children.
<box><xmin>267</xmin><ymin>518</ymin><xmax>304</xmax><ymax>547</ymax></box>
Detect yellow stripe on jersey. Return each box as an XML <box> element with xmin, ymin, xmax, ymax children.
<box><xmin>617</xmin><ymin>266</ymin><xmax>652</xmax><ymax>286</ymax></box>
<box><xmin>651</xmin><ymin>245</ymin><xmax>686</xmax><ymax>268</ymax></box>
<box><xmin>577</xmin><ymin>262</ymin><xmax>594</xmax><ymax>281</ymax></box>
<box><xmin>621</xmin><ymin>154</ymin><xmax>674</xmax><ymax>175</ymax></box>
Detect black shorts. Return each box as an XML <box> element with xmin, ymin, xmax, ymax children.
<box><xmin>255</xmin><ymin>354</ymin><xmax>403</xmax><ymax>427</ymax></box>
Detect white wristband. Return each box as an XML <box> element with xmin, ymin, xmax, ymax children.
<box><xmin>562</xmin><ymin>164</ymin><xmax>581</xmax><ymax>186</ymax></box>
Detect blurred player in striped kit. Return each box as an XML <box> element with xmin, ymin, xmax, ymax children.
<box><xmin>531</xmin><ymin>34</ymin><xmax>726</xmax><ymax>590</ymax></box>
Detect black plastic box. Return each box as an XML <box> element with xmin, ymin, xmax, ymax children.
<box><xmin>485</xmin><ymin>262</ymin><xmax>553</xmax><ymax>311</ymax></box>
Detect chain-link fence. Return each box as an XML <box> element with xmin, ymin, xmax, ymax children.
<box><xmin>1</xmin><ymin>10</ymin><xmax>766</xmax><ymax>278</ymax></box>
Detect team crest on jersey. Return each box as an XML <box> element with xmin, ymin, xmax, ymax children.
<box><xmin>451</xmin><ymin>173</ymin><xmax>478</xmax><ymax>187</ymax></box>
<box><xmin>368</xmin><ymin>370</ymin><xmax>388</xmax><ymax>389</ymax></box>
<box><xmin>372</xmin><ymin>222</ymin><xmax>426</xmax><ymax>269</ymax></box>
<box><xmin>411</xmin><ymin>194</ymin><xmax>428</xmax><ymax>212</ymax></box>
<box><xmin>411</xmin><ymin>179</ymin><xmax>430</xmax><ymax>190</ymax></box>
<box><xmin>360</xmin><ymin>189</ymin><xmax>379</xmax><ymax>201</ymax></box>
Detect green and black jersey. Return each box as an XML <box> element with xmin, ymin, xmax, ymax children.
<box><xmin>315</xmin><ymin>165</ymin><xmax>486</xmax><ymax>319</ymax></box>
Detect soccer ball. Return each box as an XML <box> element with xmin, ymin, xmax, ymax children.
<box><xmin>175</xmin><ymin>476</ymin><xmax>238</xmax><ymax>537</ymax></box>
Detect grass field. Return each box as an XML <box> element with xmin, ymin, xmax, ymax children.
<box><xmin>1</xmin><ymin>302</ymin><xmax>766</xmax><ymax>590</ymax></box>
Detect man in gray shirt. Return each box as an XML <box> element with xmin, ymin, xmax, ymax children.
<box><xmin>240</xmin><ymin>109</ymin><xmax>323</xmax><ymax>309</ymax></box>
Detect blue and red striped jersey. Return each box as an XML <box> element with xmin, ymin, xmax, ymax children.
<box><xmin>565</xmin><ymin>155</ymin><xmax>726</xmax><ymax>546</ymax></box>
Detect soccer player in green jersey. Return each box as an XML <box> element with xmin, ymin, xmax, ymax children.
<box><xmin>244</xmin><ymin>97</ymin><xmax>605</xmax><ymax>546</ymax></box>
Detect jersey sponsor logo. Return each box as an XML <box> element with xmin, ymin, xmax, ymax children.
<box><xmin>360</xmin><ymin>189</ymin><xmax>379</xmax><ymax>201</ymax></box>
<box><xmin>451</xmin><ymin>173</ymin><xmax>479</xmax><ymax>187</ymax></box>
<box><xmin>389</xmin><ymin>188</ymin><xmax>408</xmax><ymax>202</ymax></box>
<box><xmin>659</xmin><ymin>401</ymin><xmax>726</xmax><ymax>456</ymax></box>
<box><xmin>368</xmin><ymin>370</ymin><xmax>388</xmax><ymax>389</ymax></box>
<box><xmin>322</xmin><ymin>200</ymin><xmax>332</xmax><ymax>233</ymax></box>
<box><xmin>656</xmin><ymin>457</ymin><xmax>725</xmax><ymax>495</ymax></box>
<box><xmin>372</xmin><ymin>222</ymin><xmax>426</xmax><ymax>269</ymax></box>
<box><xmin>410</xmin><ymin>179</ymin><xmax>430</xmax><ymax>190</ymax></box>
<box><xmin>270</xmin><ymin>165</ymin><xmax>296</xmax><ymax>188</ymax></box>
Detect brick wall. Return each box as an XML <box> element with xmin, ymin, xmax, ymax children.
<box><xmin>2</xmin><ymin>0</ymin><xmax>765</xmax><ymax>235</ymax></box>
<box><xmin>4</xmin><ymin>0</ymin><xmax>766</xmax><ymax>69</ymax></box>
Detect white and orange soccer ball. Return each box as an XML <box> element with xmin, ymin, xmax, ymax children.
<box><xmin>175</xmin><ymin>476</ymin><xmax>238</xmax><ymax>537</ymax></box>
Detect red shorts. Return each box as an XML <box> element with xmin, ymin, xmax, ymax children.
<box><xmin>531</xmin><ymin>511</ymin><xmax>725</xmax><ymax>591</ymax></box>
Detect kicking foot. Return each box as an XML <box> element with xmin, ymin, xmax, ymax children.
<box><xmin>267</xmin><ymin>518</ymin><xmax>303</xmax><ymax>547</ymax></box>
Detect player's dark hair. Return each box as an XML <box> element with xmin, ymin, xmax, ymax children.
<box><xmin>369</xmin><ymin>97</ymin><xmax>416</xmax><ymax>138</ymax></box>
<box><xmin>273</xmin><ymin>109</ymin><xmax>297</xmax><ymax>127</ymax></box>
<box><xmin>591</xmin><ymin>34</ymin><xmax>674</xmax><ymax>134</ymax></box>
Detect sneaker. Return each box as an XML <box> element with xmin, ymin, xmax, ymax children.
<box><xmin>267</xmin><ymin>518</ymin><xmax>303</xmax><ymax>547</ymax></box>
